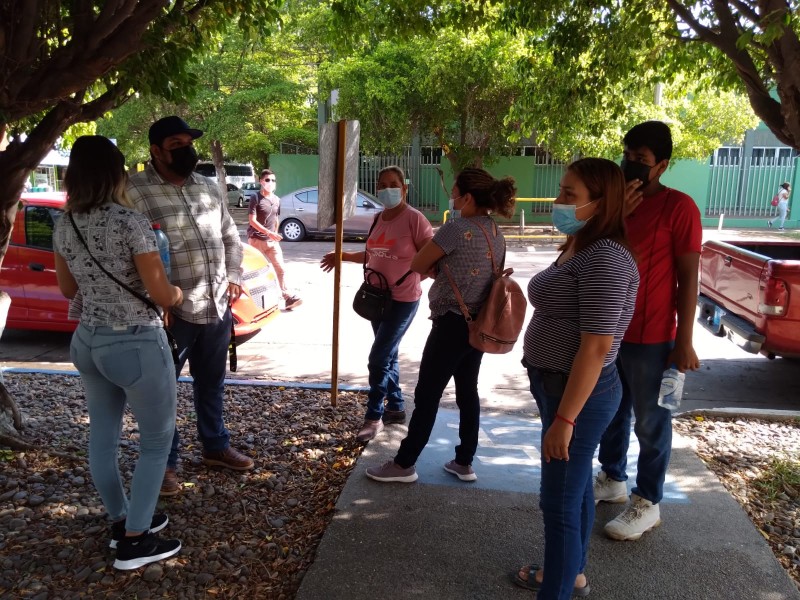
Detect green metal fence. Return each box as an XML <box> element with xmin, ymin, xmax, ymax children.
<box><xmin>706</xmin><ymin>155</ymin><xmax>797</xmax><ymax>217</ymax></box>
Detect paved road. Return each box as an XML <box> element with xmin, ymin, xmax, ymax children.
<box><xmin>2</xmin><ymin>228</ymin><xmax>798</xmax><ymax>414</ymax></box>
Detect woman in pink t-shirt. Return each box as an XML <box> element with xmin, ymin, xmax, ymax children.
<box><xmin>321</xmin><ymin>166</ymin><xmax>433</xmax><ymax>442</ymax></box>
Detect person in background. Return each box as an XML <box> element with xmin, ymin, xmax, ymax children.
<box><xmin>53</xmin><ymin>135</ymin><xmax>184</xmax><ymax>569</ymax></box>
<box><xmin>320</xmin><ymin>166</ymin><xmax>433</xmax><ymax>442</ymax></box>
<box><xmin>365</xmin><ymin>168</ymin><xmax>516</xmax><ymax>483</ymax></box>
<box><xmin>513</xmin><ymin>158</ymin><xmax>639</xmax><ymax>599</ymax></box>
<box><xmin>594</xmin><ymin>120</ymin><xmax>702</xmax><ymax>540</ymax></box>
<box><xmin>128</xmin><ymin>116</ymin><xmax>255</xmax><ymax>497</ymax></box>
<box><xmin>768</xmin><ymin>182</ymin><xmax>791</xmax><ymax>231</ymax></box>
<box><xmin>247</xmin><ymin>168</ymin><xmax>302</xmax><ymax>310</ymax></box>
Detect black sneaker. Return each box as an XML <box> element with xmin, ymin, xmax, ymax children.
<box><xmin>109</xmin><ymin>513</ymin><xmax>169</xmax><ymax>548</ymax></box>
<box><xmin>382</xmin><ymin>410</ymin><xmax>407</xmax><ymax>424</ymax></box>
<box><xmin>113</xmin><ymin>531</ymin><xmax>181</xmax><ymax>570</ymax></box>
<box><xmin>284</xmin><ymin>295</ymin><xmax>302</xmax><ymax>310</ymax></box>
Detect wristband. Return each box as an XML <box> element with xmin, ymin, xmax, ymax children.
<box><xmin>555</xmin><ymin>413</ymin><xmax>576</xmax><ymax>427</ymax></box>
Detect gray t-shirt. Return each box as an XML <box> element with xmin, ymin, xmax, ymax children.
<box><xmin>53</xmin><ymin>204</ymin><xmax>161</xmax><ymax>327</ymax></box>
<box><xmin>428</xmin><ymin>216</ymin><xmax>506</xmax><ymax>319</ymax></box>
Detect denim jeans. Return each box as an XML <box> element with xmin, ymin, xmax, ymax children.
<box><xmin>70</xmin><ymin>324</ymin><xmax>176</xmax><ymax>533</ymax></box>
<box><xmin>769</xmin><ymin>201</ymin><xmax>788</xmax><ymax>228</ymax></box>
<box><xmin>528</xmin><ymin>362</ymin><xmax>621</xmax><ymax>600</ymax></box>
<box><xmin>166</xmin><ymin>309</ymin><xmax>233</xmax><ymax>468</ymax></box>
<box><xmin>395</xmin><ymin>311</ymin><xmax>484</xmax><ymax>468</ymax></box>
<box><xmin>365</xmin><ymin>300</ymin><xmax>420</xmax><ymax>420</ymax></box>
<box><xmin>598</xmin><ymin>341</ymin><xmax>673</xmax><ymax>504</ymax></box>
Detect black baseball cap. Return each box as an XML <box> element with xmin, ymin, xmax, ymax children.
<box><xmin>148</xmin><ymin>116</ymin><xmax>203</xmax><ymax>146</ymax></box>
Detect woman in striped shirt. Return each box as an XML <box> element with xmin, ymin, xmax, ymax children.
<box><xmin>513</xmin><ymin>158</ymin><xmax>639</xmax><ymax>599</ymax></box>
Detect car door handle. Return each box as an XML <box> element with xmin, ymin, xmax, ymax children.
<box><xmin>29</xmin><ymin>262</ymin><xmax>45</xmax><ymax>271</ymax></box>
<box><xmin>723</xmin><ymin>256</ymin><xmax>733</xmax><ymax>267</ymax></box>
<box><xmin>296</xmin><ymin>208</ymin><xmax>304</xmax><ymax>212</ymax></box>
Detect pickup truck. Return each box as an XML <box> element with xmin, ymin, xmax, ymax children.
<box><xmin>697</xmin><ymin>239</ymin><xmax>800</xmax><ymax>359</ymax></box>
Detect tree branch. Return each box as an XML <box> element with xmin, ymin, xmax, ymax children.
<box><xmin>728</xmin><ymin>0</ymin><xmax>760</xmax><ymax>24</ymax></box>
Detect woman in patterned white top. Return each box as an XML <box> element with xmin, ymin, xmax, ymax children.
<box><xmin>512</xmin><ymin>158</ymin><xmax>639</xmax><ymax>599</ymax></box>
<box><xmin>366</xmin><ymin>167</ymin><xmax>516</xmax><ymax>483</ymax></box>
<box><xmin>53</xmin><ymin>136</ymin><xmax>184</xmax><ymax>570</ymax></box>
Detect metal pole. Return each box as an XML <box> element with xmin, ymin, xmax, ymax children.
<box><xmin>519</xmin><ymin>209</ymin><xmax>525</xmax><ymax>235</ymax></box>
<box><xmin>718</xmin><ymin>213</ymin><xmax>725</xmax><ymax>231</ymax></box>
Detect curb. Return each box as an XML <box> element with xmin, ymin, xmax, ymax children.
<box><xmin>1</xmin><ymin>366</ymin><xmax>370</xmax><ymax>393</ymax></box>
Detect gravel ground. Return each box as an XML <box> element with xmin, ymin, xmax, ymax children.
<box><xmin>0</xmin><ymin>373</ymin><xmax>365</xmax><ymax>600</ymax></box>
<box><xmin>674</xmin><ymin>414</ymin><xmax>800</xmax><ymax>592</ymax></box>
<box><xmin>2</xmin><ymin>373</ymin><xmax>799</xmax><ymax>598</ymax></box>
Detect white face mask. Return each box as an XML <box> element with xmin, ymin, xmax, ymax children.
<box><xmin>377</xmin><ymin>187</ymin><xmax>402</xmax><ymax>208</ymax></box>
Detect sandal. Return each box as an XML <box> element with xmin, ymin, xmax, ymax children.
<box><xmin>511</xmin><ymin>564</ymin><xmax>591</xmax><ymax>597</ymax></box>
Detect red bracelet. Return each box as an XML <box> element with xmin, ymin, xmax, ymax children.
<box><xmin>555</xmin><ymin>413</ymin><xmax>576</xmax><ymax>427</ymax></box>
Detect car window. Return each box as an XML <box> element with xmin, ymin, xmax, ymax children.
<box><xmin>25</xmin><ymin>206</ymin><xmax>62</xmax><ymax>250</ymax></box>
<box><xmin>305</xmin><ymin>189</ymin><xmax>318</xmax><ymax>204</ymax></box>
<box><xmin>227</xmin><ymin>183</ymin><xmax>237</xmax><ymax>191</ymax></box>
<box><xmin>357</xmin><ymin>194</ymin><xmax>372</xmax><ymax>208</ymax></box>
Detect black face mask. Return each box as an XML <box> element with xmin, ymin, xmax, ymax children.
<box><xmin>620</xmin><ymin>158</ymin><xmax>652</xmax><ymax>189</ymax></box>
<box><xmin>168</xmin><ymin>145</ymin><xmax>198</xmax><ymax>178</ymax></box>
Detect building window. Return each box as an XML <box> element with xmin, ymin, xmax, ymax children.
<box><xmin>711</xmin><ymin>147</ymin><xmax>741</xmax><ymax>165</ymax></box>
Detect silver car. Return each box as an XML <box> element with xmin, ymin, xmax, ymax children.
<box><xmin>278</xmin><ymin>186</ymin><xmax>385</xmax><ymax>241</ymax></box>
<box><xmin>241</xmin><ymin>181</ymin><xmax>261</xmax><ymax>205</ymax></box>
<box><xmin>226</xmin><ymin>183</ymin><xmax>245</xmax><ymax>208</ymax></box>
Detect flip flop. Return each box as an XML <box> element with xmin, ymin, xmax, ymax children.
<box><xmin>511</xmin><ymin>564</ymin><xmax>591</xmax><ymax>597</ymax></box>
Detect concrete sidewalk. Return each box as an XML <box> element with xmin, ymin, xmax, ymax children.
<box><xmin>296</xmin><ymin>409</ymin><xmax>800</xmax><ymax>600</ymax></box>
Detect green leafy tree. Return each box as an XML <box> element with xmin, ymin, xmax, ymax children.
<box><xmin>322</xmin><ymin>26</ymin><xmax>526</xmax><ymax>172</ymax></box>
<box><xmin>0</xmin><ymin>0</ymin><xmax>280</xmax><ymax>447</ymax></box>
<box><xmin>502</xmin><ymin>1</ymin><xmax>800</xmax><ymax>151</ymax></box>
<box><xmin>0</xmin><ymin>1</ymin><xmax>280</xmax><ymax>252</ymax></box>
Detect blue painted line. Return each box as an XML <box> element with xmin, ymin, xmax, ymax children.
<box><xmin>0</xmin><ymin>367</ymin><xmax>369</xmax><ymax>392</ymax></box>
<box><xmin>410</xmin><ymin>408</ymin><xmax>689</xmax><ymax>503</ymax></box>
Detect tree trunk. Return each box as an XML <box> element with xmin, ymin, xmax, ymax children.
<box><xmin>210</xmin><ymin>139</ymin><xmax>228</xmax><ymax>200</ymax></box>
<box><xmin>0</xmin><ymin>291</ymin><xmax>30</xmax><ymax>449</ymax></box>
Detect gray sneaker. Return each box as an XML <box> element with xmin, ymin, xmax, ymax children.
<box><xmin>365</xmin><ymin>460</ymin><xmax>418</xmax><ymax>483</ymax></box>
<box><xmin>356</xmin><ymin>418</ymin><xmax>384</xmax><ymax>442</ymax></box>
<box><xmin>444</xmin><ymin>460</ymin><xmax>477</xmax><ymax>482</ymax></box>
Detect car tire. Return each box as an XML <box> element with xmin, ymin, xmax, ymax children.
<box><xmin>280</xmin><ymin>219</ymin><xmax>306</xmax><ymax>242</ymax></box>
<box><xmin>237</xmin><ymin>196</ymin><xmax>244</xmax><ymax>208</ymax></box>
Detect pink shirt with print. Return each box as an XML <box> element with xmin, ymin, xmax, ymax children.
<box><xmin>366</xmin><ymin>206</ymin><xmax>433</xmax><ymax>303</ymax></box>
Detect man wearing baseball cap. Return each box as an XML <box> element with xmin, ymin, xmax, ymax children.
<box><xmin>128</xmin><ymin>116</ymin><xmax>254</xmax><ymax>496</ymax></box>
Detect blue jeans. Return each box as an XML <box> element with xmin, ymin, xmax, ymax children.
<box><xmin>770</xmin><ymin>201</ymin><xmax>788</xmax><ymax>228</ymax></box>
<box><xmin>70</xmin><ymin>324</ymin><xmax>176</xmax><ymax>533</ymax></box>
<box><xmin>365</xmin><ymin>300</ymin><xmax>420</xmax><ymax>420</ymax></box>
<box><xmin>395</xmin><ymin>311</ymin><xmax>484</xmax><ymax>468</ymax></box>
<box><xmin>598</xmin><ymin>341</ymin><xmax>673</xmax><ymax>504</ymax></box>
<box><xmin>528</xmin><ymin>362</ymin><xmax>621</xmax><ymax>600</ymax></box>
<box><xmin>167</xmin><ymin>309</ymin><xmax>233</xmax><ymax>468</ymax></box>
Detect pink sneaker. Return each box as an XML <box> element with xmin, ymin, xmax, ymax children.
<box><xmin>444</xmin><ymin>460</ymin><xmax>477</xmax><ymax>482</ymax></box>
<box><xmin>366</xmin><ymin>460</ymin><xmax>418</xmax><ymax>483</ymax></box>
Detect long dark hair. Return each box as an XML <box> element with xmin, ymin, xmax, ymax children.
<box><xmin>455</xmin><ymin>168</ymin><xmax>516</xmax><ymax>218</ymax></box>
<box><xmin>562</xmin><ymin>158</ymin><xmax>630</xmax><ymax>254</ymax></box>
<box><xmin>64</xmin><ymin>136</ymin><xmax>130</xmax><ymax>214</ymax></box>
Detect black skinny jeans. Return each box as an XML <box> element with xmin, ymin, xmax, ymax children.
<box><xmin>395</xmin><ymin>311</ymin><xmax>484</xmax><ymax>468</ymax></box>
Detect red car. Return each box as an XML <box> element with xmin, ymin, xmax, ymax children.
<box><xmin>0</xmin><ymin>193</ymin><xmax>280</xmax><ymax>338</ymax></box>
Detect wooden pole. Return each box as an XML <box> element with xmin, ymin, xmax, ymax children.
<box><xmin>331</xmin><ymin>120</ymin><xmax>347</xmax><ymax>406</ymax></box>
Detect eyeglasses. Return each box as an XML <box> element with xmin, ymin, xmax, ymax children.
<box><xmin>263</xmin><ymin>178</ymin><xmax>276</xmax><ymax>183</ymax></box>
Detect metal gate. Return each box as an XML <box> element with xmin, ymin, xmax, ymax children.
<box><xmin>358</xmin><ymin>148</ymin><xmax>443</xmax><ymax>212</ymax></box>
<box><xmin>706</xmin><ymin>154</ymin><xmax>796</xmax><ymax>217</ymax></box>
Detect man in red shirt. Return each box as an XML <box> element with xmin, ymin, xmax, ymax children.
<box><xmin>594</xmin><ymin>121</ymin><xmax>702</xmax><ymax>540</ymax></box>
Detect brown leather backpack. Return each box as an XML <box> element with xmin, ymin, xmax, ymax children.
<box><xmin>444</xmin><ymin>219</ymin><xmax>527</xmax><ymax>354</ymax></box>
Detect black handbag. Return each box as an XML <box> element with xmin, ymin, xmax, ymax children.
<box><xmin>352</xmin><ymin>215</ymin><xmax>411</xmax><ymax>322</ymax></box>
<box><xmin>353</xmin><ymin>269</ymin><xmax>394</xmax><ymax>321</ymax></box>
<box><xmin>68</xmin><ymin>213</ymin><xmax>181</xmax><ymax>365</ymax></box>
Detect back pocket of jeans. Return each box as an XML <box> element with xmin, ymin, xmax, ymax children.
<box><xmin>98</xmin><ymin>348</ymin><xmax>143</xmax><ymax>387</ymax></box>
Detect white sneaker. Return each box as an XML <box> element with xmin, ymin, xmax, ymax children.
<box><xmin>604</xmin><ymin>494</ymin><xmax>661</xmax><ymax>541</ymax></box>
<box><xmin>593</xmin><ymin>471</ymin><xmax>628</xmax><ymax>505</ymax></box>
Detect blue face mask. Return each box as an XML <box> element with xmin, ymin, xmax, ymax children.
<box><xmin>552</xmin><ymin>201</ymin><xmax>595</xmax><ymax>235</ymax></box>
<box><xmin>377</xmin><ymin>187</ymin><xmax>402</xmax><ymax>208</ymax></box>
<box><xmin>448</xmin><ymin>195</ymin><xmax>463</xmax><ymax>220</ymax></box>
